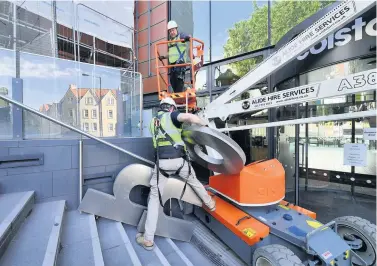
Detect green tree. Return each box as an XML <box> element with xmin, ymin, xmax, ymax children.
<box><xmin>223</xmin><ymin>0</ymin><xmax>335</xmax><ymax>77</ymax></box>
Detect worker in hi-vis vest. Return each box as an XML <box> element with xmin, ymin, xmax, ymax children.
<box><xmin>158</xmin><ymin>20</ymin><xmax>191</xmax><ymax>93</ymax></box>
<box><xmin>136</xmin><ymin>97</ymin><xmax>216</xmax><ymax>250</ymax></box>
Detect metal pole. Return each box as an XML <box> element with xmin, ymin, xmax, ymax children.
<box><xmin>13</xmin><ymin>2</ymin><xmax>19</xmax><ymax>78</ymax></box>
<box><xmin>73</xmin><ymin>3</ymin><xmax>77</xmax><ymax>62</ymax></box>
<box><xmin>99</xmin><ymin>76</ymin><xmax>102</xmax><ymax>137</ymax></box>
<box><xmin>294</xmin><ymin>77</ymin><xmax>300</xmax><ymax>205</ymax></box>
<box><xmin>351</xmin><ymin>95</ymin><xmax>356</xmax><ymax>195</ymax></box>
<box><xmin>51</xmin><ymin>0</ymin><xmax>58</xmax><ymax>57</ymax></box>
<box><xmin>209</xmin><ymin>0</ymin><xmax>212</xmax><ymax>62</ymax></box>
<box><xmin>147</xmin><ymin>1</ymin><xmax>151</xmax><ymax>76</ymax></box>
<box><xmin>267</xmin><ymin>0</ymin><xmax>271</xmax><ymax>46</ymax></box>
<box><xmin>295</xmin><ymin>121</ymin><xmax>300</xmax><ymax>205</ymax></box>
<box><xmin>77</xmin><ymin>4</ymin><xmax>81</xmax><ymax>64</ymax></box>
<box><xmin>0</xmin><ymin>94</ymin><xmax>155</xmax><ymax>167</ymax></box>
<box><xmin>79</xmin><ymin>139</ymin><xmax>83</xmax><ymax>203</ymax></box>
<box><xmin>139</xmin><ymin>73</ymin><xmax>143</xmax><ymax>136</ymax></box>
<box><xmin>305</xmin><ymin>105</ymin><xmax>309</xmax><ymax>191</ymax></box>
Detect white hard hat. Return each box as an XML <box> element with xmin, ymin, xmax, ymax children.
<box><xmin>167</xmin><ymin>20</ymin><xmax>178</xmax><ymax>30</ymax></box>
<box><xmin>160</xmin><ymin>97</ymin><xmax>176</xmax><ymax>108</ymax></box>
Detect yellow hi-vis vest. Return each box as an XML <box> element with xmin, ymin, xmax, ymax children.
<box><xmin>168</xmin><ymin>34</ymin><xmax>187</xmax><ymax>64</ymax></box>
<box><xmin>149</xmin><ymin>111</ymin><xmax>185</xmax><ymax>148</ymax></box>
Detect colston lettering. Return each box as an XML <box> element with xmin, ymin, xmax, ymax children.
<box><xmin>298</xmin><ymin>16</ymin><xmax>376</xmax><ymax>60</ymax></box>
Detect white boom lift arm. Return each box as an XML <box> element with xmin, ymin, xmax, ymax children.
<box><xmin>213</xmin><ymin>68</ymin><xmax>376</xmax><ymax>132</ymax></box>
<box><xmin>200</xmin><ymin>0</ymin><xmax>376</xmax><ymax>128</ymax></box>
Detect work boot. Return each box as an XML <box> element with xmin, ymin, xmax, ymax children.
<box><xmin>207</xmin><ymin>198</ymin><xmax>216</xmax><ymax>212</ymax></box>
<box><xmin>135</xmin><ymin>233</ymin><xmax>154</xmax><ymax>251</ymax></box>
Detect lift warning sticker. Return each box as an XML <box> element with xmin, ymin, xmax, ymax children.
<box><xmin>322</xmin><ymin>251</ymin><xmax>333</xmax><ymax>260</ymax></box>
<box><xmin>249</xmin><ymin>83</ymin><xmax>320</xmax><ymax>109</ymax></box>
<box><xmin>242</xmin><ymin>228</ymin><xmax>256</xmax><ymax>238</ymax></box>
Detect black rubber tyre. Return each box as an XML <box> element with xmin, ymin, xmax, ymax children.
<box><xmin>334</xmin><ymin>216</ymin><xmax>376</xmax><ymax>266</ymax></box>
<box><xmin>252</xmin><ymin>244</ymin><xmax>304</xmax><ymax>266</ymax></box>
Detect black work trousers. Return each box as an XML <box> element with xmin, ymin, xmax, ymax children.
<box><xmin>169</xmin><ymin>67</ymin><xmax>185</xmax><ymax>93</ymax></box>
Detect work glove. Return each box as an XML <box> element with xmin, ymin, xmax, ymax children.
<box><xmin>182</xmin><ymin>36</ymin><xmax>191</xmax><ymax>43</ymax></box>
<box><xmin>158</xmin><ymin>55</ymin><xmax>167</xmax><ymax>61</ymax></box>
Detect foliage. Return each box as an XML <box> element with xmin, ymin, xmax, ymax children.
<box><xmin>223</xmin><ymin>0</ymin><xmax>335</xmax><ymax>77</ymax></box>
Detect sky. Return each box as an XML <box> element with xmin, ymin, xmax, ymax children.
<box><xmin>190</xmin><ymin>1</ymin><xmax>267</xmax><ymax>89</ymax></box>
<box><xmin>191</xmin><ymin>1</ymin><xmax>266</xmax><ymax>61</ymax></box>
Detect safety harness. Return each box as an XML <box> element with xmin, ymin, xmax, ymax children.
<box><xmin>169</xmin><ymin>34</ymin><xmax>186</xmax><ymax>65</ymax></box>
<box><xmin>153</xmin><ymin>112</ymin><xmax>191</xmax><ymax>209</ymax></box>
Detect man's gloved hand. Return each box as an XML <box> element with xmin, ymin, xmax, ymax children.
<box><xmin>158</xmin><ymin>55</ymin><xmax>167</xmax><ymax>61</ymax></box>
<box><xmin>182</xmin><ymin>36</ymin><xmax>191</xmax><ymax>43</ymax></box>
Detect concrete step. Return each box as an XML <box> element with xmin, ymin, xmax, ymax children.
<box><xmin>0</xmin><ymin>200</ymin><xmax>65</xmax><ymax>266</ymax></box>
<box><xmin>0</xmin><ymin>191</ymin><xmax>35</xmax><ymax>258</ymax></box>
<box><xmin>173</xmin><ymin>239</ymin><xmax>216</xmax><ymax>266</ymax></box>
<box><xmin>123</xmin><ymin>224</ymin><xmax>171</xmax><ymax>266</ymax></box>
<box><xmin>97</xmin><ymin>217</ymin><xmax>216</xmax><ymax>266</ymax></box>
<box><xmin>57</xmin><ymin>211</ymin><xmax>104</xmax><ymax>266</ymax></box>
<box><xmin>154</xmin><ymin>237</ymin><xmax>194</xmax><ymax>266</ymax></box>
<box><xmin>97</xmin><ymin>218</ymin><xmax>141</xmax><ymax>266</ymax></box>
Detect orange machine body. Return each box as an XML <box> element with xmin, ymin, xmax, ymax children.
<box><xmin>209</xmin><ymin>159</ymin><xmax>285</xmax><ymax>206</ymax></box>
<box><xmin>203</xmin><ymin>192</ymin><xmax>270</xmax><ymax>246</ymax></box>
<box><xmin>154</xmin><ymin>38</ymin><xmax>204</xmax><ymax>112</ymax></box>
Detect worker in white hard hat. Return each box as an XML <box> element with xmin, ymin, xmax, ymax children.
<box><xmin>158</xmin><ymin>20</ymin><xmax>191</xmax><ymax>93</ymax></box>
<box><xmin>136</xmin><ymin>97</ymin><xmax>216</xmax><ymax>251</ymax></box>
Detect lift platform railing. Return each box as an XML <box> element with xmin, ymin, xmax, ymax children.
<box><xmin>155</xmin><ymin>37</ymin><xmax>204</xmax><ymax>112</ymax></box>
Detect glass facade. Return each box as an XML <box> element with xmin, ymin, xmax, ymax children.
<box><xmin>273</xmin><ymin>58</ymin><xmax>376</xmax><ymax>221</ymax></box>
<box><xmin>170</xmin><ymin>0</ymin><xmax>334</xmax><ymax>63</ymax></box>
<box><xmin>0</xmin><ymin>1</ymin><xmax>142</xmax><ymax>140</ymax></box>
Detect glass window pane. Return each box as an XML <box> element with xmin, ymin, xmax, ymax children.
<box><xmin>76</xmin><ymin>4</ymin><xmax>132</xmax><ymax>68</ymax></box>
<box><xmin>0</xmin><ymin>48</ymin><xmax>15</xmax><ymax>139</ymax></box>
<box><xmin>16</xmin><ymin>1</ymin><xmax>54</xmax><ymax>56</ymax></box>
<box><xmin>214</xmin><ymin>55</ymin><xmax>263</xmax><ymax>88</ymax></box>
<box><xmin>196</xmin><ymin>95</ymin><xmax>210</xmax><ymax>109</ymax></box>
<box><xmin>19</xmin><ymin>52</ymin><xmax>141</xmax><ymax>139</ymax></box>
<box><xmin>299</xmin><ymin>120</ymin><xmax>376</xmax><ymax>222</ymax></box>
<box><xmin>276</xmin><ymin>125</ymin><xmax>296</xmax><ymax>203</ymax></box>
<box><xmin>195</xmin><ymin>67</ymin><xmax>207</xmax><ymax>91</ymax></box>
<box><xmin>211</xmin><ymin>1</ymin><xmax>268</xmax><ymax>61</ymax></box>
<box><xmin>21</xmin><ymin>52</ymin><xmax>81</xmax><ymax>139</ymax></box>
<box><xmin>0</xmin><ymin>1</ymin><xmax>14</xmax><ymax>50</ymax></box>
<box><xmin>271</xmin><ymin>1</ymin><xmax>335</xmax><ymax>45</ymax></box>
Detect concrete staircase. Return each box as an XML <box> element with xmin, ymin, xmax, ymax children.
<box><xmin>0</xmin><ymin>191</ymin><xmax>220</xmax><ymax>266</ymax></box>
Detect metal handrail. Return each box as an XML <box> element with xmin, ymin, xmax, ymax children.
<box><xmin>0</xmin><ymin>94</ymin><xmax>155</xmax><ymax>167</ymax></box>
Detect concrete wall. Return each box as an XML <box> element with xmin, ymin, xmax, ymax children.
<box><xmin>0</xmin><ymin>137</ymin><xmax>154</xmax><ymax>210</ymax></box>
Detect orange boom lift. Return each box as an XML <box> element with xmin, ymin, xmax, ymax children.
<box><xmin>154</xmin><ymin>38</ymin><xmax>204</xmax><ymax>113</ymax></box>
